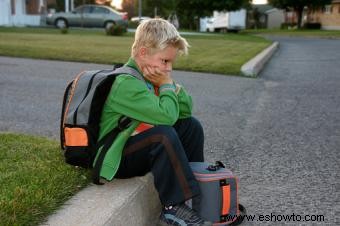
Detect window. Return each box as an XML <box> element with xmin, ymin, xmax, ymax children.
<box><xmin>323</xmin><ymin>5</ymin><xmax>332</xmax><ymax>14</ymax></box>
<box><xmin>26</xmin><ymin>0</ymin><xmax>39</xmax><ymax>15</ymax></box>
<box><xmin>92</xmin><ymin>7</ymin><xmax>109</xmax><ymax>14</ymax></box>
<box><xmin>11</xmin><ymin>0</ymin><xmax>15</xmax><ymax>15</ymax></box>
<box><xmin>75</xmin><ymin>6</ymin><xmax>91</xmax><ymax>13</ymax></box>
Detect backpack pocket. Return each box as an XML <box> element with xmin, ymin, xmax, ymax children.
<box><xmin>64</xmin><ymin>127</ymin><xmax>88</xmax><ymax>147</ymax></box>
<box><xmin>64</xmin><ymin>146</ymin><xmax>92</xmax><ymax>168</ymax></box>
<box><xmin>63</xmin><ymin>126</ymin><xmax>92</xmax><ymax>168</ymax></box>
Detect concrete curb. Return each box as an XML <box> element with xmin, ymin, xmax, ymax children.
<box><xmin>241</xmin><ymin>41</ymin><xmax>279</xmax><ymax>77</ymax></box>
<box><xmin>43</xmin><ymin>173</ymin><xmax>161</xmax><ymax>226</ymax></box>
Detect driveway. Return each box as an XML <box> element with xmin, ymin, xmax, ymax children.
<box><xmin>0</xmin><ymin>36</ymin><xmax>339</xmax><ymax>225</ymax></box>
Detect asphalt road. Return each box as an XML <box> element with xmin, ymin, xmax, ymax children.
<box><xmin>0</xmin><ymin>36</ymin><xmax>339</xmax><ymax>225</ymax></box>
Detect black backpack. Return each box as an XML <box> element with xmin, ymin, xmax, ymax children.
<box><xmin>60</xmin><ymin>65</ymin><xmax>143</xmax><ymax>184</ymax></box>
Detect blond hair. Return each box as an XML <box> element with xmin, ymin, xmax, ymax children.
<box><xmin>131</xmin><ymin>18</ymin><xmax>189</xmax><ymax>57</ymax></box>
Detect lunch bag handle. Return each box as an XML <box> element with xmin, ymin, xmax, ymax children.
<box><xmin>206</xmin><ymin>161</ymin><xmax>226</xmax><ymax>171</ymax></box>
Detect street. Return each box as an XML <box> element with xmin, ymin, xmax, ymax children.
<box><xmin>0</xmin><ymin>36</ymin><xmax>339</xmax><ymax>225</ymax></box>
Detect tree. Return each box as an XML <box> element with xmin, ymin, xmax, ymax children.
<box><xmin>143</xmin><ymin>0</ymin><xmax>176</xmax><ymax>18</ymax></box>
<box><xmin>176</xmin><ymin>0</ymin><xmax>250</xmax><ymax>18</ymax></box>
<box><xmin>55</xmin><ymin>0</ymin><xmax>96</xmax><ymax>12</ymax></box>
<box><xmin>74</xmin><ymin>0</ymin><xmax>96</xmax><ymax>8</ymax></box>
<box><xmin>176</xmin><ymin>0</ymin><xmax>250</xmax><ymax>30</ymax></box>
<box><xmin>121</xmin><ymin>0</ymin><xmax>250</xmax><ymax>29</ymax></box>
<box><xmin>121</xmin><ymin>0</ymin><xmax>176</xmax><ymax>19</ymax></box>
<box><xmin>121</xmin><ymin>0</ymin><xmax>137</xmax><ymax>18</ymax></box>
<box><xmin>268</xmin><ymin>0</ymin><xmax>332</xmax><ymax>28</ymax></box>
<box><xmin>251</xmin><ymin>7</ymin><xmax>261</xmax><ymax>29</ymax></box>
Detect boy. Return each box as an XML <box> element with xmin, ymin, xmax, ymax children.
<box><xmin>98</xmin><ymin>18</ymin><xmax>211</xmax><ymax>226</ymax></box>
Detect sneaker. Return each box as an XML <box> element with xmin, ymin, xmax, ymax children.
<box><xmin>159</xmin><ymin>203</ymin><xmax>212</xmax><ymax>226</ymax></box>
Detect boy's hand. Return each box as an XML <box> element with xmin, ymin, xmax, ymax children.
<box><xmin>143</xmin><ymin>66</ymin><xmax>173</xmax><ymax>87</ymax></box>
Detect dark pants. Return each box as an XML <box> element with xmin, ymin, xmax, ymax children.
<box><xmin>115</xmin><ymin>117</ymin><xmax>204</xmax><ymax>206</ymax></box>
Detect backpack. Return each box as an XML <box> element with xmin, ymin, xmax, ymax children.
<box><xmin>60</xmin><ymin>65</ymin><xmax>143</xmax><ymax>184</ymax></box>
<box><xmin>188</xmin><ymin>161</ymin><xmax>246</xmax><ymax>225</ymax></box>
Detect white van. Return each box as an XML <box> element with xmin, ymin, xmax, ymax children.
<box><xmin>204</xmin><ymin>9</ymin><xmax>246</xmax><ymax>33</ymax></box>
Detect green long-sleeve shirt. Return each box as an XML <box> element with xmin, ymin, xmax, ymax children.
<box><xmin>96</xmin><ymin>58</ymin><xmax>193</xmax><ymax>181</ymax></box>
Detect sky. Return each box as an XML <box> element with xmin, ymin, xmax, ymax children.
<box><xmin>111</xmin><ymin>0</ymin><xmax>122</xmax><ymax>9</ymax></box>
<box><xmin>253</xmin><ymin>0</ymin><xmax>268</xmax><ymax>4</ymax></box>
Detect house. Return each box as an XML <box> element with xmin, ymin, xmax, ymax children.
<box><xmin>0</xmin><ymin>0</ymin><xmax>69</xmax><ymax>27</ymax></box>
<box><xmin>307</xmin><ymin>0</ymin><xmax>340</xmax><ymax>30</ymax></box>
<box><xmin>0</xmin><ymin>0</ymin><xmax>116</xmax><ymax>27</ymax></box>
<box><xmin>265</xmin><ymin>8</ymin><xmax>285</xmax><ymax>29</ymax></box>
<box><xmin>247</xmin><ymin>4</ymin><xmax>284</xmax><ymax>29</ymax></box>
<box><xmin>0</xmin><ymin>0</ymin><xmax>54</xmax><ymax>26</ymax></box>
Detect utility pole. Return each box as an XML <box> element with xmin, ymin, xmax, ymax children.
<box><xmin>65</xmin><ymin>0</ymin><xmax>69</xmax><ymax>12</ymax></box>
<box><xmin>138</xmin><ymin>0</ymin><xmax>142</xmax><ymax>20</ymax></box>
<box><xmin>154</xmin><ymin>7</ymin><xmax>157</xmax><ymax>18</ymax></box>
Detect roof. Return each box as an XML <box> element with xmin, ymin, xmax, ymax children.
<box><xmin>251</xmin><ymin>4</ymin><xmax>274</xmax><ymax>14</ymax></box>
<box><xmin>265</xmin><ymin>8</ymin><xmax>283</xmax><ymax>14</ymax></box>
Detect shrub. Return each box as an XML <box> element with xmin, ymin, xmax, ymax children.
<box><xmin>281</xmin><ymin>22</ymin><xmax>298</xmax><ymax>30</ymax></box>
<box><xmin>128</xmin><ymin>21</ymin><xmax>139</xmax><ymax>29</ymax></box>
<box><xmin>60</xmin><ymin>27</ymin><xmax>68</xmax><ymax>34</ymax></box>
<box><xmin>105</xmin><ymin>24</ymin><xmax>126</xmax><ymax>36</ymax></box>
<box><xmin>303</xmin><ymin>22</ymin><xmax>321</xmax><ymax>30</ymax></box>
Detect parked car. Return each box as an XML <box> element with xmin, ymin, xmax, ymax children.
<box><xmin>46</xmin><ymin>4</ymin><xmax>128</xmax><ymax>30</ymax></box>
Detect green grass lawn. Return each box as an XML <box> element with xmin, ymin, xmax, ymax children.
<box><xmin>0</xmin><ymin>27</ymin><xmax>271</xmax><ymax>75</ymax></box>
<box><xmin>0</xmin><ymin>133</ymin><xmax>91</xmax><ymax>226</ymax></box>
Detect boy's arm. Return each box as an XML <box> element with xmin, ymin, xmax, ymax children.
<box><xmin>175</xmin><ymin>83</ymin><xmax>193</xmax><ymax>119</ymax></box>
<box><xmin>141</xmin><ymin>66</ymin><xmax>193</xmax><ymax>118</ymax></box>
<box><xmin>108</xmin><ymin>75</ymin><xmax>180</xmax><ymax>125</ymax></box>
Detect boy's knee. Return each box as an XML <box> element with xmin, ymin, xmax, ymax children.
<box><xmin>181</xmin><ymin>117</ymin><xmax>204</xmax><ymax>135</ymax></box>
<box><xmin>155</xmin><ymin>125</ymin><xmax>180</xmax><ymax>143</ymax></box>
<box><xmin>150</xmin><ymin>126</ymin><xmax>184</xmax><ymax>158</ymax></box>
<box><xmin>190</xmin><ymin>117</ymin><xmax>203</xmax><ymax>132</ymax></box>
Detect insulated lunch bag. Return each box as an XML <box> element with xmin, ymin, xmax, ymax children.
<box><xmin>189</xmin><ymin>161</ymin><xmax>246</xmax><ymax>225</ymax></box>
